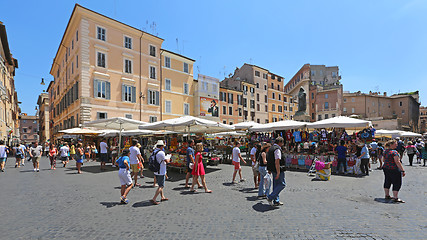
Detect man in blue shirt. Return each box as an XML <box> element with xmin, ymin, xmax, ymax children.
<box><xmin>335</xmin><ymin>140</ymin><xmax>348</xmax><ymax>174</ymax></box>
<box><xmin>184</xmin><ymin>140</ymin><xmax>200</xmax><ymax>188</ymax></box>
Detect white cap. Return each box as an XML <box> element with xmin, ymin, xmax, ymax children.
<box><xmin>155</xmin><ymin>140</ymin><xmax>165</xmax><ymax>146</ymax></box>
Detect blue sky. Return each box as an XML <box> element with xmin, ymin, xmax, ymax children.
<box><xmin>2</xmin><ymin>0</ymin><xmax>426</xmax><ymax>114</ymax></box>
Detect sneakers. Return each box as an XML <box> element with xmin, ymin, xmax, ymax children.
<box><xmin>112</xmin><ymin>165</ymin><xmax>116</xmax><ymax>168</ymax></box>
<box><xmin>267</xmin><ymin>198</ymin><xmax>274</xmax><ymax>206</ymax></box>
<box><xmin>240</xmin><ymin>179</ymin><xmax>246</xmax><ymax>182</ymax></box>
<box><xmin>33</xmin><ymin>168</ymin><xmax>37</xmax><ymax>172</ymax></box>
<box><xmin>21</xmin><ymin>163</ymin><xmax>25</xmax><ymax>166</ymax></box>
<box><xmin>1</xmin><ymin>169</ymin><xmax>4</xmax><ymax>172</ymax></box>
<box><xmin>36</xmin><ymin>169</ymin><xmax>40</xmax><ymax>172</ymax></box>
<box><xmin>275</xmin><ymin>201</ymin><xmax>284</xmax><ymax>206</ymax></box>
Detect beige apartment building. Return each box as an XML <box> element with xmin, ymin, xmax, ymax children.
<box><xmin>161</xmin><ymin>49</ymin><xmax>195</xmax><ymax>120</ymax></box>
<box><xmin>49</xmin><ymin>4</ymin><xmax>194</xmax><ymax>139</ymax></box>
<box><xmin>19</xmin><ymin>114</ymin><xmax>38</xmax><ymax>143</ymax></box>
<box><xmin>37</xmin><ymin>92</ymin><xmax>49</xmax><ymax>143</ymax></box>
<box><xmin>219</xmin><ymin>86</ymin><xmax>243</xmax><ymax>125</ymax></box>
<box><xmin>0</xmin><ymin>21</ymin><xmax>20</xmax><ymax>144</ymax></box>
<box><xmin>342</xmin><ymin>91</ymin><xmax>420</xmax><ymax>132</ymax></box>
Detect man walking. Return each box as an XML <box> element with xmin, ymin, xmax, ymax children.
<box><xmin>151</xmin><ymin>140</ymin><xmax>171</xmax><ymax>205</ymax></box>
<box><xmin>59</xmin><ymin>142</ymin><xmax>70</xmax><ymax>168</ymax></box>
<box><xmin>129</xmin><ymin>139</ymin><xmax>144</xmax><ymax>187</ymax></box>
<box><xmin>266</xmin><ymin>137</ymin><xmax>286</xmax><ymax>207</ymax></box>
<box><xmin>99</xmin><ymin>138</ymin><xmax>109</xmax><ymax>170</ymax></box>
<box><xmin>29</xmin><ymin>141</ymin><xmax>43</xmax><ymax>172</ymax></box>
<box><xmin>185</xmin><ymin>140</ymin><xmax>201</xmax><ymax>188</ymax></box>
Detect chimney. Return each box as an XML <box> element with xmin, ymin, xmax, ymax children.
<box><xmin>369</xmin><ymin>91</ymin><xmax>372</xmax><ymax>95</ymax></box>
<box><xmin>383</xmin><ymin>92</ymin><xmax>387</xmax><ymax>96</ymax></box>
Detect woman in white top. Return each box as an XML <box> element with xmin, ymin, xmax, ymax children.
<box><xmin>231</xmin><ymin>141</ymin><xmax>247</xmax><ymax>184</ymax></box>
<box><xmin>0</xmin><ymin>140</ymin><xmax>9</xmax><ymax>172</ymax></box>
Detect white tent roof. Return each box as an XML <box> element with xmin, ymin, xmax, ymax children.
<box><xmin>138</xmin><ymin>116</ymin><xmax>234</xmax><ymax>133</ymax></box>
<box><xmin>232</xmin><ymin>121</ymin><xmax>262</xmax><ymax>130</ymax></box>
<box><xmin>250</xmin><ymin>120</ymin><xmax>308</xmax><ymax>132</ymax></box>
<box><xmin>308</xmin><ymin>116</ymin><xmax>372</xmax><ymax>129</ymax></box>
<box><xmin>100</xmin><ymin>129</ymin><xmax>176</xmax><ymax>137</ymax></box>
<box><xmin>399</xmin><ymin>131</ymin><xmax>422</xmax><ymax>137</ymax></box>
<box><xmin>83</xmin><ymin>117</ymin><xmax>147</xmax><ymax>131</ymax></box>
<box><xmin>59</xmin><ymin>128</ymin><xmax>101</xmax><ymax>135</ymax></box>
<box><xmin>210</xmin><ymin>131</ymin><xmax>247</xmax><ymax>136</ymax></box>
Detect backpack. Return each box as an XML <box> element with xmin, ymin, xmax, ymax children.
<box><xmin>148</xmin><ymin>149</ymin><xmax>163</xmax><ymax>172</ymax></box>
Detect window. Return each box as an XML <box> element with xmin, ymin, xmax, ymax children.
<box><xmin>318</xmin><ymin>115</ymin><xmax>322</xmax><ymax>120</ymax></box>
<box><xmin>343</xmin><ymin>98</ymin><xmax>346</xmax><ymax>103</ymax></box>
<box><xmin>97</xmin><ymin>52</ymin><xmax>106</xmax><ymax>68</ymax></box>
<box><xmin>237</xmin><ymin>95</ymin><xmax>242</xmax><ymax>105</ymax></box>
<box><xmin>278</xmin><ymin>94</ymin><xmax>281</xmax><ymax>101</ymax></box>
<box><xmin>272</xmin><ymin>104</ymin><xmax>276</xmax><ymax>111</ymax></box>
<box><xmin>284</xmin><ymin>96</ymin><xmax>287</xmax><ymax>102</ymax></box>
<box><xmin>265</xmin><ymin>119</ymin><xmax>269</xmax><ymax>123</ymax></box>
<box><xmin>277</xmin><ymin>85</ymin><xmax>280</xmax><ymax>91</ymax></box>
<box><xmin>183</xmin><ymin>62</ymin><xmax>189</xmax><ymax>73</ymax></box>
<box><xmin>325</xmin><ymin>102</ymin><xmax>329</xmax><ymax>109</ymax></box>
<box><xmin>250</xmin><ymin>100</ymin><xmax>255</xmax><ymax>109</ymax></box>
<box><xmin>165</xmin><ymin>100</ymin><xmax>171</xmax><ymax>113</ymax></box>
<box><xmin>23</xmin><ymin>128</ymin><xmax>27</xmax><ymax>133</ymax></box>
<box><xmin>71</xmin><ymin>62</ymin><xmax>74</xmax><ymax>74</ymax></box>
<box><xmin>343</xmin><ymin>107</ymin><xmax>347</xmax><ymax>112</ymax></box>
<box><xmin>150</xmin><ymin>66</ymin><xmax>156</xmax><ymax>79</ymax></box>
<box><xmin>223</xmin><ymin>106</ymin><xmax>227</xmax><ymax>115</ymax></box>
<box><xmin>351</xmin><ymin>98</ymin><xmax>355</xmax><ymax>102</ymax></box>
<box><xmin>311</xmin><ymin>70</ymin><xmax>316</xmax><ymax>76</ymax></box>
<box><xmin>250</xmin><ymin>87</ymin><xmax>254</xmax><ymax>93</ymax></box>
<box><xmin>311</xmin><ymin>93</ymin><xmax>314</xmax><ymax>99</ymax></box>
<box><xmin>325</xmin><ymin>93</ymin><xmax>328</xmax><ymax>99</ymax></box>
<box><xmin>399</xmin><ymin>101</ymin><xmax>402</xmax><ymax>106</ymax></box>
<box><xmin>165</xmin><ymin>79</ymin><xmax>171</xmax><ymax>91</ymax></box>
<box><xmin>76</xmin><ymin>30</ymin><xmax>78</xmax><ymax>41</ymax></box>
<box><xmin>271</xmin><ymin>75</ymin><xmax>275</xmax><ymax>80</ymax></box>
<box><xmin>97</xmin><ymin>112</ymin><xmax>107</xmax><ymax>119</ymax></box>
<box><xmin>265</xmin><ymin>105</ymin><xmax>268</xmax><ymax>112</ymax></box>
<box><xmin>243</xmin><ymin>98</ymin><xmax>247</xmax><ymax>107</ymax></box>
<box><xmin>124</xmin><ymin>59</ymin><xmax>132</xmax><ymax>74</ymax></box>
<box><xmin>76</xmin><ymin>55</ymin><xmax>78</xmax><ymax>68</ymax></box>
<box><xmin>256</xmin><ymin>83</ymin><xmax>259</xmax><ymax>88</ymax></box>
<box><xmin>264</xmin><ymin>85</ymin><xmax>267</xmax><ymax>90</ymax></box>
<box><xmin>223</xmin><ymin>120</ymin><xmax>227</xmax><ymax>124</ymax></box>
<box><xmin>212</xmin><ymin>83</ymin><xmax>217</xmax><ymax>92</ymax></box>
<box><xmin>238</xmin><ymin>108</ymin><xmax>242</xmax><ymax>116</ymax></box>
<box><xmin>284</xmin><ymin>105</ymin><xmax>288</xmax><ymax>111</ymax></box>
<box><xmin>202</xmin><ymin>82</ymin><xmax>208</xmax><ymax>91</ymax></box>
<box><xmin>264</xmin><ymin>95</ymin><xmax>267</xmax><ymax>103</ymax></box>
<box><xmin>184</xmin><ymin>83</ymin><xmax>189</xmax><ymax>94</ymax></box>
<box><xmin>97</xmin><ymin>27</ymin><xmax>106</xmax><ymax>41</ymax></box>
<box><xmin>72</xmin><ymin>40</ymin><xmax>74</xmax><ymax>50</ymax></box>
<box><xmin>149</xmin><ymin>45</ymin><xmax>156</xmax><ymax>57</ymax></box>
<box><xmin>125</xmin><ymin>114</ymin><xmax>133</xmax><ymax>119</ymax></box>
<box><xmin>332</xmin><ymin>71</ymin><xmax>337</xmax><ymax>78</ymax></box>
<box><xmin>93</xmin><ymin>79</ymin><xmax>110</xmax><ymax>99</ymax></box>
<box><xmin>272</xmin><ymin>92</ymin><xmax>275</xmax><ymax>99</ymax></box>
<box><xmin>124</xmin><ymin>36</ymin><xmax>132</xmax><ymax>49</ymax></box>
<box><xmin>122</xmin><ymin>85</ymin><xmax>136</xmax><ymax>102</ymax></box>
<box><xmin>149</xmin><ymin>116</ymin><xmax>157</xmax><ymax>123</ymax></box>
<box><xmin>271</xmin><ymin>83</ymin><xmax>274</xmax><ymax>89</ymax></box>
<box><xmin>402</xmin><ymin>110</ymin><xmax>405</xmax><ymax>115</ymax></box>
<box><xmin>290</xmin><ymin>106</ymin><xmax>293</xmax><ymax>111</ymax></box>
<box><xmin>148</xmin><ymin>89</ymin><xmax>160</xmax><ymax>105</ymax></box>
<box><xmin>184</xmin><ymin>103</ymin><xmax>190</xmax><ymax>115</ymax></box>
<box><xmin>278</xmin><ymin>105</ymin><xmax>282</xmax><ymax>112</ymax></box>
<box><xmin>325</xmin><ymin>114</ymin><xmax>329</xmax><ymax>119</ymax></box>
<box><xmin>229</xmin><ymin>106</ymin><xmax>233</xmax><ymax>115</ymax></box>
<box><xmin>352</xmin><ymin>108</ymin><xmax>355</xmax><ymax>113</ymax></box>
<box><xmin>164</xmin><ymin>56</ymin><xmax>171</xmax><ymax>68</ymax></box>
<box><xmin>257</xmin><ymin>93</ymin><xmax>259</xmax><ymax>102</ymax></box>
<box><xmin>332</xmin><ymin>114</ymin><xmax>336</xmax><ymax>118</ymax></box>
<box><xmin>228</xmin><ymin>93</ymin><xmax>233</xmax><ymax>104</ymax></box>
<box><xmin>255</xmin><ymin>71</ymin><xmax>260</xmax><ymax>77</ymax></box>
<box><xmin>257</xmin><ymin>104</ymin><xmax>260</xmax><ymax>111</ymax></box>
<box><xmin>220</xmin><ymin>92</ymin><xmax>226</xmax><ymax>102</ymax></box>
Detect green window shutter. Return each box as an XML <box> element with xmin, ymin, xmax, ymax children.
<box><xmin>122</xmin><ymin>84</ymin><xmax>126</xmax><ymax>102</ymax></box>
<box><xmin>106</xmin><ymin>81</ymin><xmax>111</xmax><ymax>100</ymax></box>
<box><xmin>94</xmin><ymin>79</ymin><xmax>98</xmax><ymax>98</ymax></box>
<box><xmin>75</xmin><ymin>81</ymin><xmax>79</xmax><ymax>100</ymax></box>
<box><xmin>155</xmin><ymin>91</ymin><xmax>159</xmax><ymax>106</ymax></box>
<box><xmin>131</xmin><ymin>86</ymin><xmax>136</xmax><ymax>103</ymax></box>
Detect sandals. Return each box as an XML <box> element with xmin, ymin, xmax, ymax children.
<box><xmin>160</xmin><ymin>198</ymin><xmax>169</xmax><ymax>202</ymax></box>
<box><xmin>190</xmin><ymin>189</ymin><xmax>197</xmax><ymax>193</ymax></box>
<box><xmin>393</xmin><ymin>198</ymin><xmax>405</xmax><ymax>203</ymax></box>
<box><xmin>385</xmin><ymin>195</ymin><xmax>392</xmax><ymax>200</ymax></box>
<box><xmin>205</xmin><ymin>190</ymin><xmax>212</xmax><ymax>193</ymax></box>
<box><xmin>150</xmin><ymin>199</ymin><xmax>159</xmax><ymax>205</ymax></box>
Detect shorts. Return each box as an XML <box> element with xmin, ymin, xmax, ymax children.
<box><xmin>100</xmin><ymin>153</ymin><xmax>108</xmax><ymax>162</ymax></box>
<box><xmin>32</xmin><ymin>156</ymin><xmax>41</xmax><ymax>164</ymax></box>
<box><xmin>118</xmin><ymin>168</ymin><xmax>132</xmax><ymax>186</ymax></box>
<box><xmin>15</xmin><ymin>154</ymin><xmax>23</xmax><ymax>159</ymax></box>
<box><xmin>0</xmin><ymin>158</ymin><xmax>6</xmax><ymax>162</ymax></box>
<box><xmin>155</xmin><ymin>175</ymin><xmax>165</xmax><ymax>188</ymax></box>
<box><xmin>252</xmin><ymin>165</ymin><xmax>259</xmax><ymax>175</ymax></box>
<box><xmin>76</xmin><ymin>159</ymin><xmax>84</xmax><ymax>164</ymax></box>
<box><xmin>60</xmin><ymin>156</ymin><xmax>69</xmax><ymax>162</ymax></box>
<box><xmin>233</xmin><ymin>161</ymin><xmax>241</xmax><ymax>170</ymax></box>
<box><xmin>130</xmin><ymin>164</ymin><xmax>139</xmax><ymax>173</ymax></box>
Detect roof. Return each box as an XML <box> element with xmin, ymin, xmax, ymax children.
<box><xmin>19</xmin><ymin>115</ymin><xmax>38</xmax><ymax>120</ymax></box>
<box><xmin>161</xmin><ymin>49</ymin><xmax>195</xmax><ymax>62</ymax></box>
<box><xmin>51</xmin><ymin>4</ymin><xmax>164</xmax><ymax>74</ymax></box>
<box><xmin>244</xmin><ymin>63</ymin><xmax>284</xmax><ymax>79</ymax></box>
<box><xmin>0</xmin><ymin>22</ymin><xmax>15</xmax><ymax>66</ymax></box>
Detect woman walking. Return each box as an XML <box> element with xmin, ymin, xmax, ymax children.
<box><xmin>190</xmin><ymin>143</ymin><xmax>212</xmax><ymax>193</ymax></box>
<box><xmin>75</xmin><ymin>143</ymin><xmax>84</xmax><ymax>174</ymax></box>
<box><xmin>116</xmin><ymin>149</ymin><xmax>133</xmax><ymax>204</ymax></box>
<box><xmin>91</xmin><ymin>143</ymin><xmax>98</xmax><ymax>161</ymax></box>
<box><xmin>85</xmin><ymin>144</ymin><xmax>91</xmax><ymax>162</ymax></box>
<box><xmin>382</xmin><ymin>140</ymin><xmax>406</xmax><ymax>203</ymax></box>
<box><xmin>258</xmin><ymin>142</ymin><xmax>271</xmax><ymax>198</ymax></box>
<box><xmin>0</xmin><ymin>140</ymin><xmax>9</xmax><ymax>172</ymax></box>
<box><xmin>14</xmin><ymin>144</ymin><xmax>24</xmax><ymax>168</ymax></box>
<box><xmin>405</xmin><ymin>141</ymin><xmax>417</xmax><ymax>166</ymax></box>
<box><xmin>48</xmin><ymin>143</ymin><xmax>58</xmax><ymax>170</ymax></box>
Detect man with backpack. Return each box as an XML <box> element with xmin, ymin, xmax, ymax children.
<box><xmin>266</xmin><ymin>137</ymin><xmax>286</xmax><ymax>207</ymax></box>
<box><xmin>395</xmin><ymin>137</ymin><xmax>405</xmax><ymax>161</ymax></box>
<box><xmin>150</xmin><ymin>140</ymin><xmax>170</xmax><ymax>205</ymax></box>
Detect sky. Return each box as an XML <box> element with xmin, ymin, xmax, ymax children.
<box><xmin>2</xmin><ymin>0</ymin><xmax>427</xmax><ymax>114</ymax></box>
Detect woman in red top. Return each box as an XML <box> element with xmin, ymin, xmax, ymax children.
<box><xmin>382</xmin><ymin>140</ymin><xmax>406</xmax><ymax>203</ymax></box>
<box><xmin>48</xmin><ymin>143</ymin><xmax>58</xmax><ymax>170</ymax></box>
<box><xmin>190</xmin><ymin>143</ymin><xmax>212</xmax><ymax>193</ymax></box>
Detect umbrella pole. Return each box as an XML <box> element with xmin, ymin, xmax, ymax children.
<box><xmin>118</xmin><ymin>122</ymin><xmax>123</xmax><ymax>155</ymax></box>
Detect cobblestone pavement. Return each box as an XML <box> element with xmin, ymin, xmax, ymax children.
<box><xmin>0</xmin><ymin>155</ymin><xmax>426</xmax><ymax>239</ymax></box>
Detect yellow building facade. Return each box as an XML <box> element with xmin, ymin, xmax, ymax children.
<box><xmin>161</xmin><ymin>50</ymin><xmax>194</xmax><ymax>120</ymax></box>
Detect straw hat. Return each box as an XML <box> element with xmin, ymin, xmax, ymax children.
<box><xmin>155</xmin><ymin>140</ymin><xmax>165</xmax><ymax>146</ymax></box>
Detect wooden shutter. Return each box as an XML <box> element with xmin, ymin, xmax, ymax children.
<box><xmin>131</xmin><ymin>86</ymin><xmax>136</xmax><ymax>103</ymax></box>
<box><xmin>93</xmin><ymin>79</ymin><xmax>98</xmax><ymax>98</ymax></box>
<box><xmin>122</xmin><ymin>84</ymin><xmax>126</xmax><ymax>101</ymax></box>
<box><xmin>106</xmin><ymin>81</ymin><xmax>111</xmax><ymax>100</ymax></box>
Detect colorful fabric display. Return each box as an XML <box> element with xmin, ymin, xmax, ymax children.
<box><xmin>315</xmin><ymin>161</ymin><xmax>325</xmax><ymax>171</ymax></box>
<box><xmin>298</xmin><ymin>155</ymin><xmax>305</xmax><ymax>166</ymax></box>
<box><xmin>316</xmin><ymin>168</ymin><xmax>331</xmax><ymax>181</ymax></box>
<box><xmin>291</xmin><ymin>155</ymin><xmax>298</xmax><ymax>165</ymax></box>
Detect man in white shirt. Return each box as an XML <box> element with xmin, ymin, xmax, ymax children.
<box><xmin>129</xmin><ymin>139</ymin><xmax>144</xmax><ymax>187</ymax></box>
<box><xmin>99</xmin><ymin>139</ymin><xmax>109</xmax><ymax>170</ymax></box>
<box><xmin>250</xmin><ymin>142</ymin><xmax>260</xmax><ymax>189</ymax></box>
<box><xmin>19</xmin><ymin>143</ymin><xmax>27</xmax><ymax>166</ymax></box>
<box><xmin>232</xmin><ymin>141</ymin><xmax>247</xmax><ymax>184</ymax></box>
<box><xmin>59</xmin><ymin>142</ymin><xmax>70</xmax><ymax>168</ymax></box>
<box><xmin>151</xmin><ymin>140</ymin><xmax>170</xmax><ymax>205</ymax></box>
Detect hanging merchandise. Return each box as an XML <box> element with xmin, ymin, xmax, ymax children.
<box><xmin>293</xmin><ymin>130</ymin><xmax>302</xmax><ymax>142</ymax></box>
<box><xmin>301</xmin><ymin>130</ymin><xmax>308</xmax><ymax>142</ymax></box>
<box><xmin>320</xmin><ymin>129</ymin><xmax>328</xmax><ymax>142</ymax></box>
<box><xmin>285</xmin><ymin>130</ymin><xmax>292</xmax><ymax>142</ymax></box>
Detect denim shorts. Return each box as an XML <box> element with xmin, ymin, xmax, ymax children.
<box><xmin>155</xmin><ymin>175</ymin><xmax>165</xmax><ymax>188</ymax></box>
<box><xmin>0</xmin><ymin>158</ymin><xmax>6</xmax><ymax>162</ymax></box>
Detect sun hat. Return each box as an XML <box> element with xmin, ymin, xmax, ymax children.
<box><xmin>155</xmin><ymin>140</ymin><xmax>165</xmax><ymax>146</ymax></box>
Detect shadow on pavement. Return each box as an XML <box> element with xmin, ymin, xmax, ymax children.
<box><xmin>252</xmin><ymin>202</ymin><xmax>279</xmax><ymax>212</ymax></box>
<box><xmin>239</xmin><ymin>188</ymin><xmax>258</xmax><ymax>194</ymax></box>
<box><xmin>80</xmin><ymin>165</ymin><xmax>117</xmax><ymax>174</ymax></box>
<box><xmin>222</xmin><ymin>182</ymin><xmax>235</xmax><ymax>186</ymax></box>
<box><xmin>132</xmin><ymin>200</ymin><xmax>154</xmax><ymax>208</ymax></box>
<box><xmin>246</xmin><ymin>196</ymin><xmax>260</xmax><ymax>202</ymax></box>
<box><xmin>374</xmin><ymin>198</ymin><xmax>395</xmax><ymax>204</ymax></box>
<box><xmin>100</xmin><ymin>202</ymin><xmax>121</xmax><ymax>208</ymax></box>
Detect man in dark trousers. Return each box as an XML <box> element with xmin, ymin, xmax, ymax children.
<box><xmin>266</xmin><ymin>137</ymin><xmax>286</xmax><ymax>207</ymax></box>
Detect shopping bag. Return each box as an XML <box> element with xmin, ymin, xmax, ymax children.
<box><xmin>264</xmin><ymin>173</ymin><xmax>272</xmax><ymax>191</ymax></box>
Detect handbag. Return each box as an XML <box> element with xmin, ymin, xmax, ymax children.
<box><xmin>189</xmin><ymin>163</ymin><xmax>194</xmax><ymax>169</ymax></box>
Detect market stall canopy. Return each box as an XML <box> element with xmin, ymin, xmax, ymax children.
<box><xmin>250</xmin><ymin>120</ymin><xmax>308</xmax><ymax>132</ymax></box>
<box><xmin>308</xmin><ymin>116</ymin><xmax>372</xmax><ymax>129</ymax></box>
<box><xmin>83</xmin><ymin>117</ymin><xmax>147</xmax><ymax>131</ymax></box>
<box><xmin>232</xmin><ymin>121</ymin><xmax>262</xmax><ymax>131</ymax></box>
<box><xmin>399</xmin><ymin>131</ymin><xmax>422</xmax><ymax>138</ymax></box>
<box><xmin>210</xmin><ymin>131</ymin><xmax>247</xmax><ymax>136</ymax></box>
<box><xmin>59</xmin><ymin>128</ymin><xmax>101</xmax><ymax>135</ymax></box>
<box><xmin>375</xmin><ymin>129</ymin><xmax>401</xmax><ymax>138</ymax></box>
<box><xmin>138</xmin><ymin>116</ymin><xmax>234</xmax><ymax>133</ymax></box>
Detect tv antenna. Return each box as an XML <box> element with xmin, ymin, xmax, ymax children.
<box><xmin>176</xmin><ymin>38</ymin><xmax>179</xmax><ymax>53</ymax></box>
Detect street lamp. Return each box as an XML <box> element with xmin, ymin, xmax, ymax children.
<box><xmin>41</xmin><ymin>78</ymin><xmax>45</xmax><ymax>85</ymax></box>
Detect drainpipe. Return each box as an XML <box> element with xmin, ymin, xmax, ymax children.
<box><xmin>160</xmin><ymin>50</ymin><xmax>163</xmax><ymax>121</ymax></box>
<box><xmin>139</xmin><ymin>32</ymin><xmax>143</xmax><ymax>121</ymax></box>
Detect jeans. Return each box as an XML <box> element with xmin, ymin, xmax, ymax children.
<box><xmin>336</xmin><ymin>158</ymin><xmax>347</xmax><ymax>173</ymax></box>
<box><xmin>258</xmin><ymin>166</ymin><xmax>269</xmax><ymax>196</ymax></box>
<box><xmin>360</xmin><ymin>158</ymin><xmax>370</xmax><ymax>175</ymax></box>
<box><xmin>268</xmin><ymin>172</ymin><xmax>286</xmax><ymax>203</ymax></box>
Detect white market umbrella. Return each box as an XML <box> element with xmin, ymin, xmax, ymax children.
<box><xmin>375</xmin><ymin>129</ymin><xmax>401</xmax><ymax>138</ymax></box>
<box><xmin>250</xmin><ymin>120</ymin><xmax>308</xmax><ymax>132</ymax></box>
<box><xmin>308</xmin><ymin>116</ymin><xmax>372</xmax><ymax>129</ymax></box>
<box><xmin>399</xmin><ymin>131</ymin><xmax>422</xmax><ymax>138</ymax></box>
<box><xmin>83</xmin><ymin>117</ymin><xmax>147</xmax><ymax>154</ymax></box>
<box><xmin>138</xmin><ymin>116</ymin><xmax>234</xmax><ymax>134</ymax></box>
<box><xmin>211</xmin><ymin>131</ymin><xmax>247</xmax><ymax>137</ymax></box>
<box><xmin>59</xmin><ymin>127</ymin><xmax>101</xmax><ymax>135</ymax></box>
<box><xmin>232</xmin><ymin>121</ymin><xmax>262</xmax><ymax>131</ymax></box>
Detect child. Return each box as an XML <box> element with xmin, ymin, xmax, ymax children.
<box><xmin>116</xmin><ymin>149</ymin><xmax>132</xmax><ymax>204</ymax></box>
